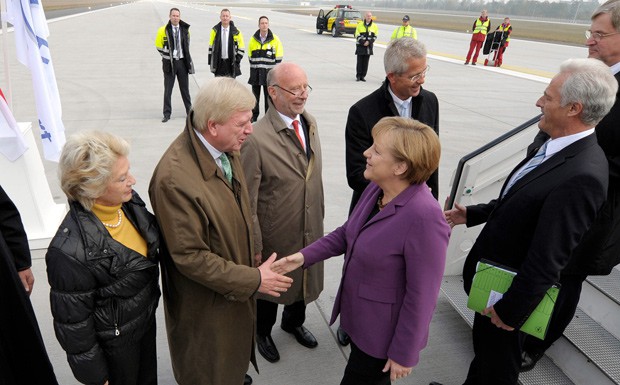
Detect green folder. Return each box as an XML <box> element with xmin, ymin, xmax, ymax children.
<box><xmin>467</xmin><ymin>259</ymin><xmax>560</xmax><ymax>340</ymax></box>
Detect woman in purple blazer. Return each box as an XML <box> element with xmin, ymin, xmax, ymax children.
<box><xmin>273</xmin><ymin>117</ymin><xmax>450</xmax><ymax>384</ymax></box>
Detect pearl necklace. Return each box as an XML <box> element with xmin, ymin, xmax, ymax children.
<box><xmin>102</xmin><ymin>209</ymin><xmax>123</xmax><ymax>228</ymax></box>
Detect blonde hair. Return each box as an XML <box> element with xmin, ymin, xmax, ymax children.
<box><xmin>371</xmin><ymin>117</ymin><xmax>440</xmax><ymax>184</ymax></box>
<box><xmin>59</xmin><ymin>131</ymin><xmax>130</xmax><ymax>210</ymax></box>
<box><xmin>192</xmin><ymin>77</ymin><xmax>256</xmax><ymax>132</ymax></box>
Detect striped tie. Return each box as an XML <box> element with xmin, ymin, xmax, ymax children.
<box><xmin>503</xmin><ymin>141</ymin><xmax>549</xmax><ymax>197</ymax></box>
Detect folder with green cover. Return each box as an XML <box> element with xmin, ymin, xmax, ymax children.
<box><xmin>467</xmin><ymin>259</ymin><xmax>560</xmax><ymax>340</ymax></box>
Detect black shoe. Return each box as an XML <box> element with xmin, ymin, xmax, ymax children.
<box><xmin>360</xmin><ymin>78</ymin><xmax>366</xmax><ymax>82</ymax></box>
<box><xmin>281</xmin><ymin>324</ymin><xmax>318</xmax><ymax>348</ymax></box>
<box><xmin>429</xmin><ymin>382</ymin><xmax>444</xmax><ymax>385</ymax></box>
<box><xmin>244</xmin><ymin>374</ymin><xmax>253</xmax><ymax>385</ymax></box>
<box><xmin>356</xmin><ymin>77</ymin><xmax>360</xmax><ymax>81</ymax></box>
<box><xmin>464</xmin><ymin>62</ymin><xmax>469</xmax><ymax>65</ymax></box>
<box><xmin>162</xmin><ymin>116</ymin><xmax>170</xmax><ymax>123</ymax></box>
<box><xmin>336</xmin><ymin>326</ymin><xmax>350</xmax><ymax>346</ymax></box>
<box><xmin>256</xmin><ymin>334</ymin><xmax>280</xmax><ymax>363</ymax></box>
<box><xmin>471</xmin><ymin>63</ymin><xmax>476</xmax><ymax>66</ymax></box>
<box><xmin>520</xmin><ymin>350</ymin><xmax>544</xmax><ymax>372</ymax></box>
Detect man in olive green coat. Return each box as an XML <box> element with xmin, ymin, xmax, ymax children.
<box><xmin>149</xmin><ymin>77</ymin><xmax>292</xmax><ymax>385</ymax></box>
<box><xmin>241</xmin><ymin>62</ymin><xmax>324</xmax><ymax>364</ymax></box>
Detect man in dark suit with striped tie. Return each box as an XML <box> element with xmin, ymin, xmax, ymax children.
<box><xmin>519</xmin><ymin>0</ymin><xmax>620</xmax><ymax>371</ymax></box>
<box><xmin>442</xmin><ymin>58</ymin><xmax>617</xmax><ymax>385</ymax></box>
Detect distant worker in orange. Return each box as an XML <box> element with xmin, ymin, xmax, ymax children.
<box><xmin>494</xmin><ymin>17</ymin><xmax>512</xmax><ymax>67</ymax></box>
<box><xmin>465</xmin><ymin>10</ymin><xmax>491</xmax><ymax>65</ymax></box>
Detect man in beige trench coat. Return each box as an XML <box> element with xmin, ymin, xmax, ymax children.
<box><xmin>149</xmin><ymin>77</ymin><xmax>293</xmax><ymax>385</ymax></box>
<box><xmin>241</xmin><ymin>62</ymin><xmax>324</xmax><ymax>364</ymax></box>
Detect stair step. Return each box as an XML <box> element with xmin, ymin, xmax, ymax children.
<box><xmin>587</xmin><ymin>267</ymin><xmax>620</xmax><ymax>305</ymax></box>
<box><xmin>563</xmin><ymin>307</ymin><xmax>620</xmax><ymax>383</ymax></box>
<box><xmin>440</xmin><ymin>276</ymin><xmax>575</xmax><ymax>385</ymax></box>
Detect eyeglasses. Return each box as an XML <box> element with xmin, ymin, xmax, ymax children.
<box><xmin>271</xmin><ymin>84</ymin><xmax>312</xmax><ymax>98</ymax></box>
<box><xmin>402</xmin><ymin>65</ymin><xmax>430</xmax><ymax>82</ymax></box>
<box><xmin>585</xmin><ymin>30</ymin><xmax>620</xmax><ymax>41</ymax></box>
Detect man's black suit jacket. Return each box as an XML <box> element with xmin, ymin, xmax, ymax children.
<box><xmin>345</xmin><ymin>79</ymin><xmax>439</xmax><ymax>210</ymax></box>
<box><xmin>0</xmin><ymin>185</ymin><xmax>58</xmax><ymax>384</ymax></box>
<box><xmin>527</xmin><ymin>72</ymin><xmax>620</xmax><ymax>275</ymax></box>
<box><xmin>462</xmin><ymin>134</ymin><xmax>608</xmax><ymax>329</ymax></box>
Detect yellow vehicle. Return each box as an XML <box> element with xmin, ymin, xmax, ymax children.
<box><xmin>316</xmin><ymin>5</ymin><xmax>362</xmax><ymax>37</ymax></box>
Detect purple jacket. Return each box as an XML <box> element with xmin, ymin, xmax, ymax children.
<box><xmin>302</xmin><ymin>182</ymin><xmax>449</xmax><ymax>367</ymax></box>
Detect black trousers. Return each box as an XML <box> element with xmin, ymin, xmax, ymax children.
<box><xmin>340</xmin><ymin>342</ymin><xmax>390</xmax><ymax>385</ymax></box>
<box><xmin>105</xmin><ymin>319</ymin><xmax>158</xmax><ymax>385</ymax></box>
<box><xmin>463</xmin><ymin>313</ymin><xmax>525</xmax><ymax>385</ymax></box>
<box><xmin>163</xmin><ymin>59</ymin><xmax>191</xmax><ymax>118</ymax></box>
<box><xmin>215</xmin><ymin>58</ymin><xmax>234</xmax><ymax>78</ymax></box>
<box><xmin>523</xmin><ymin>273</ymin><xmax>587</xmax><ymax>355</ymax></box>
<box><xmin>257</xmin><ymin>299</ymin><xmax>306</xmax><ymax>336</ymax></box>
<box><xmin>356</xmin><ymin>55</ymin><xmax>371</xmax><ymax>80</ymax></box>
<box><xmin>251</xmin><ymin>85</ymin><xmax>269</xmax><ymax>121</ymax></box>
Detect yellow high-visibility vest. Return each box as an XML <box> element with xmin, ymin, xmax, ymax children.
<box><xmin>473</xmin><ymin>18</ymin><xmax>490</xmax><ymax>35</ymax></box>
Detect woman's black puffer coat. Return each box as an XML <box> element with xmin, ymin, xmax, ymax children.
<box><xmin>46</xmin><ymin>192</ymin><xmax>160</xmax><ymax>385</ymax></box>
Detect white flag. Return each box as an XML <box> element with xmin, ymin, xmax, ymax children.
<box><xmin>0</xmin><ymin>89</ymin><xmax>28</xmax><ymax>161</ymax></box>
<box><xmin>6</xmin><ymin>0</ymin><xmax>65</xmax><ymax>162</ymax></box>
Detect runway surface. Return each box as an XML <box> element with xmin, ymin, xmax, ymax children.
<box><xmin>1</xmin><ymin>1</ymin><xmax>587</xmax><ymax>383</ymax></box>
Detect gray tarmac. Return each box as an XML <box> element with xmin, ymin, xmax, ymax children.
<box><xmin>2</xmin><ymin>1</ymin><xmax>587</xmax><ymax>384</ymax></box>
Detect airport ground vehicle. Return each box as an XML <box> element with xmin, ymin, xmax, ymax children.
<box><xmin>316</xmin><ymin>5</ymin><xmax>362</xmax><ymax>37</ymax></box>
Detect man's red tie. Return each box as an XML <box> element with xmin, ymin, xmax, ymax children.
<box><xmin>292</xmin><ymin>120</ymin><xmax>305</xmax><ymax>151</ymax></box>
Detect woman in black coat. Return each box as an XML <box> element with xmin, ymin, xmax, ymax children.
<box><xmin>46</xmin><ymin>131</ymin><xmax>160</xmax><ymax>385</ymax></box>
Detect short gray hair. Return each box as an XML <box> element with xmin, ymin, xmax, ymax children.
<box><xmin>592</xmin><ymin>0</ymin><xmax>620</xmax><ymax>32</ymax></box>
<box><xmin>384</xmin><ymin>38</ymin><xmax>427</xmax><ymax>75</ymax></box>
<box><xmin>558</xmin><ymin>58</ymin><xmax>618</xmax><ymax>126</ymax></box>
<box><xmin>59</xmin><ymin>131</ymin><xmax>130</xmax><ymax>211</ymax></box>
<box><xmin>192</xmin><ymin>77</ymin><xmax>256</xmax><ymax>132</ymax></box>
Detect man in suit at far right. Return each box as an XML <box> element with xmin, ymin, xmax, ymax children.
<box><xmin>519</xmin><ymin>0</ymin><xmax>620</xmax><ymax>372</ymax></box>
<box><xmin>441</xmin><ymin>58</ymin><xmax>617</xmax><ymax>385</ymax></box>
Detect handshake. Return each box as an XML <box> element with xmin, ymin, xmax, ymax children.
<box><xmin>256</xmin><ymin>252</ymin><xmax>305</xmax><ymax>298</ymax></box>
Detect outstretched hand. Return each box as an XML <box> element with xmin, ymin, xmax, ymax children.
<box><xmin>444</xmin><ymin>202</ymin><xmax>467</xmax><ymax>228</ymax></box>
<box><xmin>271</xmin><ymin>252</ymin><xmax>304</xmax><ymax>275</ymax></box>
<box><xmin>382</xmin><ymin>358</ymin><xmax>412</xmax><ymax>381</ymax></box>
<box><xmin>257</xmin><ymin>253</ymin><xmax>293</xmax><ymax>297</ymax></box>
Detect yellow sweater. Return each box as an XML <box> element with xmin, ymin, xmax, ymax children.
<box><xmin>92</xmin><ymin>203</ymin><xmax>147</xmax><ymax>257</ymax></box>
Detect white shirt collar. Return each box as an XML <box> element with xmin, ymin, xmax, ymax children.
<box><xmin>544</xmin><ymin>128</ymin><xmax>595</xmax><ymax>159</ymax></box>
<box><xmin>193</xmin><ymin>129</ymin><xmax>223</xmax><ymax>161</ymax></box>
<box><xmin>387</xmin><ymin>84</ymin><xmax>412</xmax><ymax>109</ymax></box>
<box><xmin>609</xmin><ymin>61</ymin><xmax>620</xmax><ymax>75</ymax></box>
<box><xmin>276</xmin><ymin>111</ymin><xmax>301</xmax><ymax>129</ymax></box>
